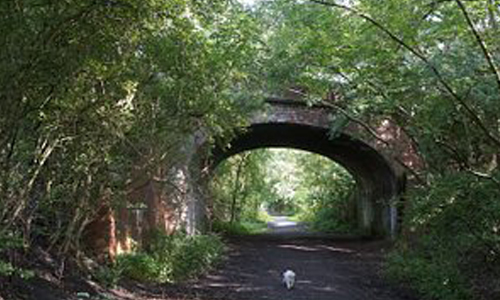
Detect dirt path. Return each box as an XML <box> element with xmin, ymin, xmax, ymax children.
<box><xmin>1</xmin><ymin>217</ymin><xmax>419</xmax><ymax>300</ymax></box>
<box><xmin>184</xmin><ymin>217</ymin><xmax>418</xmax><ymax>300</ymax></box>
<box><xmin>266</xmin><ymin>215</ymin><xmax>305</xmax><ymax>233</ymax></box>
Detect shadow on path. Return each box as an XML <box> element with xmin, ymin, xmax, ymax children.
<box><xmin>187</xmin><ymin>216</ymin><xmax>418</xmax><ymax>300</ymax></box>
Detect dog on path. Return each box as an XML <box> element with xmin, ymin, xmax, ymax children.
<box><xmin>282</xmin><ymin>269</ymin><xmax>296</xmax><ymax>290</ymax></box>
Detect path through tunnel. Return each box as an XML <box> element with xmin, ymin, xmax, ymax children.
<box><xmin>209</xmin><ymin>123</ymin><xmax>403</xmax><ymax>237</ymax></box>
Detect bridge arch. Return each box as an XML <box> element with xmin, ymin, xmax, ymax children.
<box><xmin>209</xmin><ymin>122</ymin><xmax>401</xmax><ymax>236</ymax></box>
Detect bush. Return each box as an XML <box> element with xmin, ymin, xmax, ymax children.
<box><xmin>292</xmin><ymin>198</ymin><xmax>356</xmax><ymax>234</ymax></box>
<box><xmin>309</xmin><ymin>206</ymin><xmax>356</xmax><ymax>234</ymax></box>
<box><xmin>113</xmin><ymin>232</ymin><xmax>224</xmax><ymax>284</ymax></box>
<box><xmin>386</xmin><ymin>249</ymin><xmax>472</xmax><ymax>300</ymax></box>
<box><xmin>117</xmin><ymin>253</ymin><xmax>159</xmax><ymax>282</ymax></box>
<box><xmin>0</xmin><ymin>232</ymin><xmax>34</xmax><ymax>279</ymax></box>
<box><xmin>387</xmin><ymin>172</ymin><xmax>500</xmax><ymax>300</ymax></box>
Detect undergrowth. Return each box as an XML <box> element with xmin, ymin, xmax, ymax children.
<box><xmin>96</xmin><ymin>231</ymin><xmax>224</xmax><ymax>285</ymax></box>
<box><xmin>292</xmin><ymin>205</ymin><xmax>356</xmax><ymax>234</ymax></box>
<box><xmin>212</xmin><ymin>219</ymin><xmax>268</xmax><ymax>236</ymax></box>
<box><xmin>212</xmin><ymin>210</ymin><xmax>271</xmax><ymax>236</ymax></box>
<box><xmin>386</xmin><ymin>247</ymin><xmax>472</xmax><ymax>300</ymax></box>
<box><xmin>386</xmin><ymin>173</ymin><xmax>500</xmax><ymax>300</ymax></box>
<box><xmin>0</xmin><ymin>233</ymin><xmax>34</xmax><ymax>280</ymax></box>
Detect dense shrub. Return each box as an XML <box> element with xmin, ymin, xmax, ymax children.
<box><xmin>387</xmin><ymin>172</ymin><xmax>500</xmax><ymax>300</ymax></box>
<box><xmin>308</xmin><ymin>205</ymin><xmax>356</xmax><ymax>234</ymax></box>
<box><xmin>386</xmin><ymin>249</ymin><xmax>472</xmax><ymax>300</ymax></box>
<box><xmin>293</xmin><ymin>157</ymin><xmax>357</xmax><ymax>234</ymax></box>
<box><xmin>113</xmin><ymin>232</ymin><xmax>224</xmax><ymax>284</ymax></box>
<box><xmin>0</xmin><ymin>233</ymin><xmax>34</xmax><ymax>279</ymax></box>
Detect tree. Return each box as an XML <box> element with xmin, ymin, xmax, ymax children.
<box><xmin>250</xmin><ymin>1</ymin><xmax>500</xmax><ymax>298</ymax></box>
<box><xmin>211</xmin><ymin>149</ymin><xmax>274</xmax><ymax>223</ymax></box>
<box><xmin>0</xmin><ymin>0</ymin><xmax>264</xmax><ymax>259</ymax></box>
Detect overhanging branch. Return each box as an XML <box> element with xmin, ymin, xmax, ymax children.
<box><xmin>455</xmin><ymin>0</ymin><xmax>500</xmax><ymax>95</ymax></box>
<box><xmin>309</xmin><ymin>0</ymin><xmax>500</xmax><ymax>148</ymax></box>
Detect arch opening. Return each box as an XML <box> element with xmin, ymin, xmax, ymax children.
<box><xmin>209</xmin><ymin>123</ymin><xmax>401</xmax><ymax>237</ymax></box>
<box><xmin>210</xmin><ymin>147</ymin><xmax>358</xmax><ymax>234</ymax></box>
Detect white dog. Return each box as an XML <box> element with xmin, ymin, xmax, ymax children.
<box><xmin>282</xmin><ymin>269</ymin><xmax>296</xmax><ymax>290</ymax></box>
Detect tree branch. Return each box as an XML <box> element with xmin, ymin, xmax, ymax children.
<box><xmin>455</xmin><ymin>0</ymin><xmax>500</xmax><ymax>95</ymax></box>
<box><xmin>309</xmin><ymin>0</ymin><xmax>500</xmax><ymax>148</ymax></box>
<box><xmin>318</xmin><ymin>100</ymin><xmax>427</xmax><ymax>185</ymax></box>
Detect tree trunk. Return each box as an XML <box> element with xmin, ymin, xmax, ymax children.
<box><xmin>229</xmin><ymin>153</ymin><xmax>249</xmax><ymax>224</ymax></box>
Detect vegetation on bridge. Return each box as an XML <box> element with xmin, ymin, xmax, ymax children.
<box><xmin>1</xmin><ymin>0</ymin><xmax>499</xmax><ymax>299</ymax></box>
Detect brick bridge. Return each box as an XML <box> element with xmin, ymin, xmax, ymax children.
<box><xmin>204</xmin><ymin>98</ymin><xmax>419</xmax><ymax>237</ymax></box>
<box><xmin>85</xmin><ymin>98</ymin><xmax>422</xmax><ymax>258</ymax></box>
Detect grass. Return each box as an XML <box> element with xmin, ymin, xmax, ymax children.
<box><xmin>212</xmin><ymin>210</ymin><xmax>272</xmax><ymax>236</ymax></box>
<box><xmin>212</xmin><ymin>219</ymin><xmax>268</xmax><ymax>235</ymax></box>
<box><xmin>287</xmin><ymin>212</ymin><xmax>309</xmax><ymax>223</ymax></box>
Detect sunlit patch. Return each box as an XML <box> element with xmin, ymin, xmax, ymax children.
<box><xmin>270</xmin><ymin>220</ymin><xmax>298</xmax><ymax>228</ymax></box>
<box><xmin>317</xmin><ymin>245</ymin><xmax>355</xmax><ymax>253</ymax></box>
<box><xmin>207</xmin><ymin>283</ymin><xmax>243</xmax><ymax>288</ymax></box>
<box><xmin>236</xmin><ymin>286</ymin><xmax>266</xmax><ymax>292</ymax></box>
<box><xmin>205</xmin><ymin>274</ymin><xmax>227</xmax><ymax>280</ymax></box>
<box><xmin>297</xmin><ymin>279</ymin><xmax>313</xmax><ymax>284</ymax></box>
<box><xmin>278</xmin><ymin>244</ymin><xmax>319</xmax><ymax>251</ymax></box>
<box><xmin>311</xmin><ymin>285</ymin><xmax>340</xmax><ymax>292</ymax></box>
<box><xmin>237</xmin><ymin>0</ymin><xmax>260</xmax><ymax>7</ymax></box>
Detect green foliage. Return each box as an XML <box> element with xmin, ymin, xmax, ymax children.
<box><xmin>0</xmin><ymin>233</ymin><xmax>19</xmax><ymax>278</ymax></box>
<box><xmin>291</xmin><ymin>152</ymin><xmax>357</xmax><ymax>233</ymax></box>
<box><xmin>386</xmin><ymin>250</ymin><xmax>472</xmax><ymax>300</ymax></box>
<box><xmin>307</xmin><ymin>208</ymin><xmax>355</xmax><ymax>234</ymax></box>
<box><xmin>0</xmin><ymin>0</ymin><xmax>263</xmax><ymax>258</ymax></box>
<box><xmin>92</xmin><ymin>264</ymin><xmax>124</xmax><ymax>288</ymax></box>
<box><xmin>0</xmin><ymin>261</ymin><xmax>15</xmax><ymax>277</ymax></box>
<box><xmin>387</xmin><ymin>173</ymin><xmax>500</xmax><ymax>299</ymax></box>
<box><xmin>0</xmin><ymin>233</ymin><xmax>34</xmax><ymax>279</ymax></box>
<box><xmin>211</xmin><ymin>149</ymin><xmax>276</xmax><ymax>223</ymax></box>
<box><xmin>0</xmin><ymin>233</ymin><xmax>23</xmax><ymax>252</ymax></box>
<box><xmin>253</xmin><ymin>1</ymin><xmax>500</xmax><ymax>298</ymax></box>
<box><xmin>212</xmin><ymin>219</ymin><xmax>269</xmax><ymax>236</ymax></box>
<box><xmin>113</xmin><ymin>232</ymin><xmax>224</xmax><ymax>284</ymax></box>
<box><xmin>116</xmin><ymin>253</ymin><xmax>159</xmax><ymax>283</ymax></box>
<box><xmin>0</xmin><ymin>260</ymin><xmax>34</xmax><ymax>280</ymax></box>
<box><xmin>212</xmin><ymin>148</ymin><xmax>357</xmax><ymax>234</ymax></box>
<box><xmin>258</xmin><ymin>0</ymin><xmax>500</xmax><ymax>164</ymax></box>
<box><xmin>1</xmin><ymin>1</ymin><xmax>499</xmax><ymax>298</ymax></box>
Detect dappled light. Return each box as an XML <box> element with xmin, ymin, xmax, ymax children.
<box><xmin>277</xmin><ymin>243</ymin><xmax>355</xmax><ymax>254</ymax></box>
<box><xmin>1</xmin><ymin>0</ymin><xmax>499</xmax><ymax>299</ymax></box>
<box><xmin>278</xmin><ymin>244</ymin><xmax>320</xmax><ymax>252</ymax></box>
<box><xmin>190</xmin><ymin>237</ymin><xmax>398</xmax><ymax>300</ymax></box>
<box><xmin>237</xmin><ymin>0</ymin><xmax>261</xmax><ymax>7</ymax></box>
<box><xmin>317</xmin><ymin>245</ymin><xmax>355</xmax><ymax>254</ymax></box>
